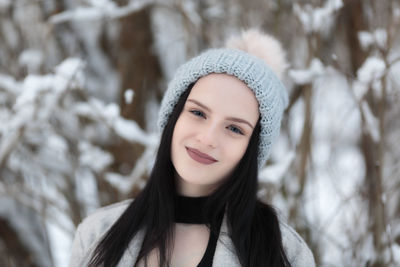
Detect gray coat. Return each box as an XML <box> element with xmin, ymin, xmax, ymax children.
<box><xmin>70</xmin><ymin>200</ymin><xmax>315</xmax><ymax>267</ymax></box>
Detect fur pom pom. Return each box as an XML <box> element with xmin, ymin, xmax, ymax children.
<box><xmin>225</xmin><ymin>29</ymin><xmax>288</xmax><ymax>79</ymax></box>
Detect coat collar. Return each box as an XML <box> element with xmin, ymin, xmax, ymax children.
<box><xmin>212</xmin><ymin>216</ymin><xmax>241</xmax><ymax>266</ymax></box>
<box><xmin>119</xmin><ymin>215</ymin><xmax>241</xmax><ymax>267</ymax></box>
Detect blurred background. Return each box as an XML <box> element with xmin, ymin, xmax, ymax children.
<box><xmin>0</xmin><ymin>0</ymin><xmax>399</xmax><ymax>266</ymax></box>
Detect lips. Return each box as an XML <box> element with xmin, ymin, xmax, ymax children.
<box><xmin>186</xmin><ymin>147</ymin><xmax>218</xmax><ymax>165</ymax></box>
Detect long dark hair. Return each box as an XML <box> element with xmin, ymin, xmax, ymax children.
<box><xmin>88</xmin><ymin>83</ymin><xmax>291</xmax><ymax>267</ymax></box>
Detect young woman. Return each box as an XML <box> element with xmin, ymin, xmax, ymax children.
<box><xmin>70</xmin><ymin>30</ymin><xmax>315</xmax><ymax>267</ymax></box>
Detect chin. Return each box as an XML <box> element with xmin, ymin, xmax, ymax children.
<box><xmin>177</xmin><ymin>168</ymin><xmax>222</xmax><ymax>186</ymax></box>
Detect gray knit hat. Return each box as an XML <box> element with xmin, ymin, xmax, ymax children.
<box><xmin>158</xmin><ymin>30</ymin><xmax>288</xmax><ymax>169</ymax></box>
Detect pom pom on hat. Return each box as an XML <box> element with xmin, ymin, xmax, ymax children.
<box><xmin>225</xmin><ymin>29</ymin><xmax>288</xmax><ymax>79</ymax></box>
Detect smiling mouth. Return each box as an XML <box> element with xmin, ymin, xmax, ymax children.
<box><xmin>186</xmin><ymin>147</ymin><xmax>218</xmax><ymax>165</ymax></box>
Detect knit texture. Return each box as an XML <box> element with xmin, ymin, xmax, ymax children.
<box><xmin>158</xmin><ymin>48</ymin><xmax>288</xmax><ymax>168</ymax></box>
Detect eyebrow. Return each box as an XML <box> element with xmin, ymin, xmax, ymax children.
<box><xmin>186</xmin><ymin>99</ymin><xmax>255</xmax><ymax>129</ymax></box>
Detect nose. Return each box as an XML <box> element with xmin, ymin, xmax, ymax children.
<box><xmin>197</xmin><ymin>123</ymin><xmax>218</xmax><ymax>148</ymax></box>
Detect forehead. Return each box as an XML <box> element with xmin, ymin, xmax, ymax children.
<box><xmin>188</xmin><ymin>73</ymin><xmax>260</xmax><ymax>122</ymax></box>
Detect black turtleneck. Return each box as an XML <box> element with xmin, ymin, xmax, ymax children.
<box><xmin>174</xmin><ymin>195</ymin><xmax>224</xmax><ymax>267</ymax></box>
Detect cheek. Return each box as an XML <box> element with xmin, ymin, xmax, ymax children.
<box><xmin>224</xmin><ymin>139</ymin><xmax>249</xmax><ymax>165</ymax></box>
<box><xmin>172</xmin><ymin>116</ymin><xmax>188</xmax><ymax>142</ymax></box>
<box><xmin>171</xmin><ymin>115</ymin><xmax>192</xmax><ymax>157</ymax></box>
<box><xmin>171</xmin><ymin>118</ymin><xmax>183</xmax><ymax>157</ymax></box>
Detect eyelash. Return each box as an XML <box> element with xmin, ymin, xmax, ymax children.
<box><xmin>190</xmin><ymin>109</ymin><xmax>206</xmax><ymax>118</ymax></box>
<box><xmin>227</xmin><ymin>125</ymin><xmax>244</xmax><ymax>135</ymax></box>
<box><xmin>189</xmin><ymin>109</ymin><xmax>244</xmax><ymax>135</ymax></box>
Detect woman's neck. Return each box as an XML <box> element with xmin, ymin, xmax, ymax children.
<box><xmin>175</xmin><ymin>174</ymin><xmax>220</xmax><ymax>197</ymax></box>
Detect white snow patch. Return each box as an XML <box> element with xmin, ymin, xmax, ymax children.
<box><xmin>182</xmin><ymin>1</ymin><xmax>201</xmax><ymax>28</ymax></box>
<box><xmin>356</xmin><ymin>56</ymin><xmax>386</xmax><ymax>99</ymax></box>
<box><xmin>294</xmin><ymin>0</ymin><xmax>343</xmax><ymax>34</ymax></box>
<box><xmin>259</xmin><ymin>151</ymin><xmax>295</xmax><ymax>183</ymax></box>
<box><xmin>374</xmin><ymin>29</ymin><xmax>387</xmax><ymax>49</ymax></box>
<box><xmin>361</xmin><ymin>100</ymin><xmax>380</xmax><ymax>142</ymax></box>
<box><xmin>394</xmin><ymin>8</ymin><xmax>400</xmax><ymax>19</ymax></box>
<box><xmin>353</xmin><ymin>80</ymin><xmax>369</xmax><ymax>101</ymax></box>
<box><xmin>47</xmin><ymin>216</ymin><xmax>74</xmax><ymax>267</ymax></box>
<box><xmin>0</xmin><ymin>0</ymin><xmax>11</xmax><ymax>11</ymax></box>
<box><xmin>0</xmin><ymin>73</ymin><xmax>21</xmax><ymax>94</ymax></box>
<box><xmin>49</xmin><ymin>0</ymin><xmax>154</xmax><ymax>23</ymax></box>
<box><xmin>104</xmin><ymin>172</ymin><xmax>131</xmax><ymax>194</ymax></box>
<box><xmin>393</xmin><ymin>243</ymin><xmax>400</xmax><ymax>263</ymax></box>
<box><xmin>151</xmin><ymin>6</ymin><xmax>187</xmax><ymax>80</ymax></box>
<box><xmin>124</xmin><ymin>89</ymin><xmax>134</xmax><ymax>104</ymax></box>
<box><xmin>19</xmin><ymin>49</ymin><xmax>44</xmax><ymax>73</ymax></box>
<box><xmin>49</xmin><ymin>7</ymin><xmax>103</xmax><ymax>23</ymax></box>
<box><xmin>113</xmin><ymin>118</ymin><xmax>158</xmax><ymax>147</ymax></box>
<box><xmin>78</xmin><ymin>141</ymin><xmax>113</xmax><ymax>172</ymax></box>
<box><xmin>358</xmin><ymin>31</ymin><xmax>374</xmax><ymax>50</ymax></box>
<box><xmin>358</xmin><ymin>29</ymin><xmax>388</xmax><ymax>50</ymax></box>
<box><xmin>288</xmin><ymin>58</ymin><xmax>324</xmax><ymax>85</ymax></box>
<box><xmin>74</xmin><ymin>167</ymin><xmax>100</xmax><ymax>215</ymax></box>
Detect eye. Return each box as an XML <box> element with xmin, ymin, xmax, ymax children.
<box><xmin>189</xmin><ymin>110</ymin><xmax>206</xmax><ymax>118</ymax></box>
<box><xmin>227</xmin><ymin>125</ymin><xmax>244</xmax><ymax>135</ymax></box>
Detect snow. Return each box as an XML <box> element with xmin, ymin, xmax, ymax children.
<box><xmin>393</xmin><ymin>242</ymin><xmax>400</xmax><ymax>263</ymax></box>
<box><xmin>356</xmin><ymin>56</ymin><xmax>386</xmax><ymax>100</ymax></box>
<box><xmin>293</xmin><ymin>0</ymin><xmax>343</xmax><ymax>35</ymax></box>
<box><xmin>18</xmin><ymin>49</ymin><xmax>44</xmax><ymax>74</ymax></box>
<box><xmin>357</xmin><ymin>57</ymin><xmax>386</xmax><ymax>83</ymax></box>
<box><xmin>0</xmin><ymin>0</ymin><xmax>11</xmax><ymax>11</ymax></box>
<box><xmin>54</xmin><ymin>57</ymin><xmax>85</xmax><ymax>83</ymax></box>
<box><xmin>361</xmin><ymin>100</ymin><xmax>380</xmax><ymax>142</ymax></box>
<box><xmin>358</xmin><ymin>31</ymin><xmax>375</xmax><ymax>50</ymax></box>
<box><xmin>0</xmin><ymin>197</ymin><xmax>53</xmax><ymax>267</ymax></box>
<box><xmin>0</xmin><ymin>73</ymin><xmax>21</xmax><ymax>95</ymax></box>
<box><xmin>16</xmin><ymin>74</ymin><xmax>51</xmax><ymax>108</ymax></box>
<box><xmin>182</xmin><ymin>1</ymin><xmax>201</xmax><ymax>28</ymax></box>
<box><xmin>104</xmin><ymin>172</ymin><xmax>132</xmax><ymax>194</ymax></box>
<box><xmin>104</xmin><ymin>141</ymin><xmax>158</xmax><ymax>194</ymax></box>
<box><xmin>359</xmin><ymin>29</ymin><xmax>388</xmax><ymax>50</ymax></box>
<box><xmin>287</xmin><ymin>68</ymin><xmax>372</xmax><ymax>265</ymax></box>
<box><xmin>87</xmin><ymin>0</ymin><xmax>117</xmax><ymax>10</ymax></box>
<box><xmin>36</xmin><ymin>133</ymin><xmax>72</xmax><ymax>174</ymax></box>
<box><xmin>74</xmin><ymin>167</ymin><xmax>100</xmax><ymax>215</ymax></box>
<box><xmin>124</xmin><ymin>89</ymin><xmax>134</xmax><ymax>104</ymax></box>
<box><xmin>72</xmin><ymin>97</ymin><xmax>158</xmax><ymax>146</ymax></box>
<box><xmin>114</xmin><ymin>118</ymin><xmax>157</xmax><ymax>146</ymax></box>
<box><xmin>352</xmin><ymin>80</ymin><xmax>369</xmax><ymax>102</ymax></box>
<box><xmin>204</xmin><ymin>4</ymin><xmax>224</xmax><ymax>18</ymax></box>
<box><xmin>259</xmin><ymin>151</ymin><xmax>295</xmax><ymax>184</ymax></box>
<box><xmin>394</xmin><ymin>8</ymin><xmax>400</xmax><ymax>19</ymax></box>
<box><xmin>46</xmin><ymin>212</ymin><xmax>75</xmax><ymax>267</ymax></box>
<box><xmin>49</xmin><ymin>0</ymin><xmax>154</xmax><ymax>23</ymax></box>
<box><xmin>1</xmin><ymin>1</ymin><xmax>399</xmax><ymax>266</ymax></box>
<box><xmin>374</xmin><ymin>29</ymin><xmax>387</xmax><ymax>49</ymax></box>
<box><xmin>151</xmin><ymin>6</ymin><xmax>188</xmax><ymax>80</ymax></box>
<box><xmin>288</xmin><ymin>58</ymin><xmax>324</xmax><ymax>85</ymax></box>
<box><xmin>288</xmin><ymin>97</ymin><xmax>305</xmax><ymax>145</ymax></box>
<box><xmin>49</xmin><ymin>7</ymin><xmax>104</xmax><ymax>23</ymax></box>
<box><xmin>0</xmin><ymin>52</ymin><xmax>149</xmax><ymax>266</ymax></box>
<box><xmin>78</xmin><ymin>141</ymin><xmax>113</xmax><ymax>172</ymax></box>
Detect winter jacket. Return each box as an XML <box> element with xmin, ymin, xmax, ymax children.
<box><xmin>69</xmin><ymin>199</ymin><xmax>315</xmax><ymax>267</ymax></box>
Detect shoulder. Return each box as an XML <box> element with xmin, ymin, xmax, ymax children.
<box><xmin>77</xmin><ymin>199</ymin><xmax>133</xmax><ymax>240</ymax></box>
<box><xmin>69</xmin><ymin>199</ymin><xmax>133</xmax><ymax>266</ymax></box>
<box><xmin>279</xmin><ymin>221</ymin><xmax>316</xmax><ymax>267</ymax></box>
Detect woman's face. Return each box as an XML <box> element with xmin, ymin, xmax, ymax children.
<box><xmin>171</xmin><ymin>73</ymin><xmax>260</xmax><ymax>196</ymax></box>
